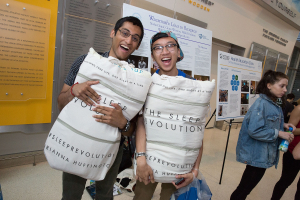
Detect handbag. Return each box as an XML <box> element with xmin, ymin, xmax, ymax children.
<box><xmin>45</xmin><ymin>48</ymin><xmax>152</xmax><ymax>180</ymax></box>
<box><xmin>171</xmin><ymin>172</ymin><xmax>212</xmax><ymax>200</ymax></box>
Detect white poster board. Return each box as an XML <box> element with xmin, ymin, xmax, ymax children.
<box><xmin>123</xmin><ymin>4</ymin><xmax>212</xmax><ymax>77</ymax></box>
<box><xmin>216</xmin><ymin>51</ymin><xmax>262</xmax><ymax>121</ymax></box>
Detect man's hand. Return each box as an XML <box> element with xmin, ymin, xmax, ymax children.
<box><xmin>72</xmin><ymin>81</ymin><xmax>100</xmax><ymax>106</ymax></box>
<box><xmin>92</xmin><ymin>103</ymin><xmax>127</xmax><ymax>129</ymax></box>
<box><xmin>172</xmin><ymin>172</ymin><xmax>195</xmax><ymax>189</ymax></box>
<box><xmin>136</xmin><ymin>158</ymin><xmax>155</xmax><ymax>185</ymax></box>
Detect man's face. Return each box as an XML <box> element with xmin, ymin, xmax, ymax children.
<box><xmin>109</xmin><ymin>21</ymin><xmax>142</xmax><ymax>60</ymax></box>
<box><xmin>151</xmin><ymin>37</ymin><xmax>180</xmax><ymax>74</ymax></box>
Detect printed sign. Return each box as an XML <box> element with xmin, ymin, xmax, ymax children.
<box><xmin>123</xmin><ymin>3</ymin><xmax>212</xmax><ymax>77</ymax></box>
<box><xmin>216</xmin><ymin>51</ymin><xmax>262</xmax><ymax>121</ymax></box>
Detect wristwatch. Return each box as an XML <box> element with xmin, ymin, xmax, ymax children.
<box><xmin>135</xmin><ymin>152</ymin><xmax>146</xmax><ymax>159</ymax></box>
<box><xmin>119</xmin><ymin>120</ymin><xmax>130</xmax><ymax>132</ymax></box>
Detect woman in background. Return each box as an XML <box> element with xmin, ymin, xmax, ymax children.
<box><xmin>230</xmin><ymin>70</ymin><xmax>295</xmax><ymax>200</ymax></box>
<box><xmin>271</xmin><ymin>105</ymin><xmax>300</xmax><ymax>200</ymax></box>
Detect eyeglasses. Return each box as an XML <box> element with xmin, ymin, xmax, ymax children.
<box><xmin>152</xmin><ymin>43</ymin><xmax>177</xmax><ymax>54</ymax></box>
<box><xmin>118</xmin><ymin>29</ymin><xmax>140</xmax><ymax>43</ymax></box>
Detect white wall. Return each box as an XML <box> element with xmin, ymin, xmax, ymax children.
<box><xmin>0</xmin><ymin>132</ymin><xmax>48</xmax><ymax>155</ymax></box>
<box><xmin>146</xmin><ymin>0</ymin><xmax>299</xmax><ymax>56</ymax></box>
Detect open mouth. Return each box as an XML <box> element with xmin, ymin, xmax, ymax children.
<box><xmin>120</xmin><ymin>44</ymin><xmax>129</xmax><ymax>52</ymax></box>
<box><xmin>161</xmin><ymin>57</ymin><xmax>171</xmax><ymax>65</ymax></box>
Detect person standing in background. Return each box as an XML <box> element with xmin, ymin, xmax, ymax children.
<box><xmin>283</xmin><ymin>93</ymin><xmax>295</xmax><ymax>123</ymax></box>
<box><xmin>230</xmin><ymin>70</ymin><xmax>296</xmax><ymax>200</ymax></box>
<box><xmin>57</xmin><ymin>16</ymin><xmax>144</xmax><ymax>200</ymax></box>
<box><xmin>271</xmin><ymin>105</ymin><xmax>300</xmax><ymax>200</ymax></box>
<box><xmin>134</xmin><ymin>30</ymin><xmax>198</xmax><ymax>200</ymax></box>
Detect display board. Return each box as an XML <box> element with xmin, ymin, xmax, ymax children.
<box><xmin>216</xmin><ymin>51</ymin><xmax>262</xmax><ymax>121</ymax></box>
<box><xmin>122</xmin><ymin>3</ymin><xmax>212</xmax><ymax>77</ymax></box>
<box><xmin>0</xmin><ymin>0</ymin><xmax>58</xmax><ymax>126</ymax></box>
<box><xmin>0</xmin><ymin>1</ymin><xmax>50</xmax><ymax>101</ymax></box>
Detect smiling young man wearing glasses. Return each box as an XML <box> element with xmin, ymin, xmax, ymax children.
<box><xmin>57</xmin><ymin>16</ymin><xmax>143</xmax><ymax>200</ymax></box>
<box><xmin>133</xmin><ymin>31</ymin><xmax>199</xmax><ymax>200</ymax></box>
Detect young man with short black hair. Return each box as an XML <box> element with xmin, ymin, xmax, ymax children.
<box><xmin>57</xmin><ymin>16</ymin><xmax>144</xmax><ymax>200</ymax></box>
<box><xmin>133</xmin><ymin>31</ymin><xmax>202</xmax><ymax>200</ymax></box>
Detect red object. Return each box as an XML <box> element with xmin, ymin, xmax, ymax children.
<box><xmin>70</xmin><ymin>82</ymin><xmax>79</xmax><ymax>97</ymax></box>
<box><xmin>288</xmin><ymin>121</ymin><xmax>300</xmax><ymax>153</ymax></box>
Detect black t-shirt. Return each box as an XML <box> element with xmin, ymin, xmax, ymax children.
<box><xmin>283</xmin><ymin>101</ymin><xmax>294</xmax><ymax>123</ymax></box>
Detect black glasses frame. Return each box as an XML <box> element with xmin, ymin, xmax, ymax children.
<box><xmin>152</xmin><ymin>43</ymin><xmax>178</xmax><ymax>54</ymax></box>
<box><xmin>118</xmin><ymin>29</ymin><xmax>140</xmax><ymax>43</ymax></box>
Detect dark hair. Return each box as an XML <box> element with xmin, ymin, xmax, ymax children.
<box><xmin>287</xmin><ymin>93</ymin><xmax>295</xmax><ymax>100</ymax></box>
<box><xmin>114</xmin><ymin>16</ymin><xmax>144</xmax><ymax>45</ymax></box>
<box><xmin>256</xmin><ymin>70</ymin><xmax>288</xmax><ymax>106</ymax></box>
<box><xmin>150</xmin><ymin>32</ymin><xmax>180</xmax><ymax>52</ymax></box>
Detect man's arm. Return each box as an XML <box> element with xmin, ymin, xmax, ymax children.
<box><xmin>57</xmin><ymin>54</ymin><xmax>101</xmax><ymax>111</ymax></box>
<box><xmin>192</xmin><ymin>143</ymin><xmax>203</xmax><ymax>177</ymax></box>
<box><xmin>120</xmin><ymin>115</ymin><xmax>137</xmax><ymax>137</ymax></box>
<box><xmin>57</xmin><ymin>81</ymin><xmax>100</xmax><ymax>111</ymax></box>
<box><xmin>172</xmin><ymin>141</ymin><xmax>203</xmax><ymax>189</ymax></box>
<box><xmin>57</xmin><ymin>84</ymin><xmax>73</xmax><ymax>111</ymax></box>
<box><xmin>135</xmin><ymin>115</ymin><xmax>155</xmax><ymax>185</ymax></box>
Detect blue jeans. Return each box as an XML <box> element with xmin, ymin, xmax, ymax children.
<box><xmin>61</xmin><ymin>144</ymin><xmax>123</xmax><ymax>200</ymax></box>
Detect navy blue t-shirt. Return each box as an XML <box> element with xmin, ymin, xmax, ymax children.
<box><xmin>155</xmin><ymin>69</ymin><xmax>194</xmax><ymax>79</ymax></box>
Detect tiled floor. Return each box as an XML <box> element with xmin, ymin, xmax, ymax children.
<box><xmin>0</xmin><ymin>127</ymin><xmax>298</xmax><ymax>200</ymax></box>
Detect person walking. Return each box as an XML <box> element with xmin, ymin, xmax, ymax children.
<box><xmin>230</xmin><ymin>70</ymin><xmax>296</xmax><ymax>200</ymax></box>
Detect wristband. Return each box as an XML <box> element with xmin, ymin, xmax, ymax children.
<box><xmin>135</xmin><ymin>152</ymin><xmax>146</xmax><ymax>159</ymax></box>
<box><xmin>192</xmin><ymin>171</ymin><xmax>196</xmax><ymax>178</ymax></box>
<box><xmin>192</xmin><ymin>168</ymin><xmax>199</xmax><ymax>171</ymax></box>
<box><xmin>70</xmin><ymin>82</ymin><xmax>79</xmax><ymax>97</ymax></box>
<box><xmin>119</xmin><ymin>120</ymin><xmax>130</xmax><ymax>132</ymax></box>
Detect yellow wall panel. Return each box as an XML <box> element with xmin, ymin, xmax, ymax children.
<box><xmin>0</xmin><ymin>0</ymin><xmax>58</xmax><ymax>125</ymax></box>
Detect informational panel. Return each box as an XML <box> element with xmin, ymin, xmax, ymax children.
<box><xmin>0</xmin><ymin>1</ymin><xmax>50</xmax><ymax>100</ymax></box>
<box><xmin>123</xmin><ymin>3</ymin><xmax>212</xmax><ymax>77</ymax></box>
<box><xmin>264</xmin><ymin>49</ymin><xmax>278</xmax><ymax>73</ymax></box>
<box><xmin>0</xmin><ymin>0</ymin><xmax>58</xmax><ymax>126</ymax></box>
<box><xmin>250</xmin><ymin>42</ymin><xmax>267</xmax><ymax>63</ymax></box>
<box><xmin>61</xmin><ymin>0</ymin><xmax>124</xmax><ymax>80</ymax></box>
<box><xmin>276</xmin><ymin>53</ymin><xmax>289</xmax><ymax>73</ymax></box>
<box><xmin>216</xmin><ymin>51</ymin><xmax>262</xmax><ymax>121</ymax></box>
<box><xmin>250</xmin><ymin>42</ymin><xmax>290</xmax><ymax>75</ymax></box>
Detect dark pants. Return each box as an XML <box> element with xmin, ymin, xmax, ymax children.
<box><xmin>230</xmin><ymin>165</ymin><xmax>266</xmax><ymax>200</ymax></box>
<box><xmin>133</xmin><ymin>181</ymin><xmax>177</xmax><ymax>200</ymax></box>
<box><xmin>271</xmin><ymin>151</ymin><xmax>300</xmax><ymax>200</ymax></box>
<box><xmin>61</xmin><ymin>144</ymin><xmax>123</xmax><ymax>200</ymax></box>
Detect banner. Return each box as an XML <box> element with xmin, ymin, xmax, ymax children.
<box><xmin>122</xmin><ymin>3</ymin><xmax>212</xmax><ymax>77</ymax></box>
<box><xmin>216</xmin><ymin>51</ymin><xmax>262</xmax><ymax>121</ymax></box>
